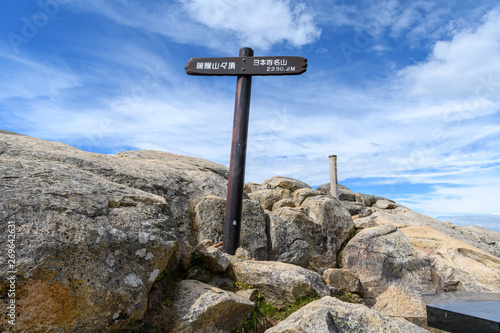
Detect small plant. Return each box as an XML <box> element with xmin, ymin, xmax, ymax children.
<box><xmin>189</xmin><ymin>251</ymin><xmax>208</xmax><ymax>269</ymax></box>
<box><xmin>337</xmin><ymin>290</ymin><xmax>357</xmax><ymax>303</ymax></box>
<box><xmin>233</xmin><ymin>281</ymin><xmax>255</xmax><ymax>290</ymax></box>
<box><xmin>232</xmin><ymin>293</ymin><xmax>321</xmax><ymax>333</ymax></box>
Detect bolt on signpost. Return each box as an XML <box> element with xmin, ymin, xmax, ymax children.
<box><xmin>185</xmin><ymin>47</ymin><xmax>307</xmax><ymax>254</ymax></box>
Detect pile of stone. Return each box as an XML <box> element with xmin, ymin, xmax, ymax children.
<box><xmin>1</xmin><ymin>131</ymin><xmax>499</xmax><ymax>332</ymax></box>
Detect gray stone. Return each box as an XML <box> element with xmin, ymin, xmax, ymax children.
<box><xmin>340</xmin><ymin>201</ymin><xmax>372</xmax><ymax>216</ymax></box>
<box><xmin>317</xmin><ymin>183</ymin><xmax>357</xmax><ymax>202</ymax></box>
<box><xmin>236</xmin><ymin>289</ymin><xmax>260</xmax><ymax>303</ymax></box>
<box><xmin>195</xmin><ymin>196</ymin><xmax>226</xmax><ymax>243</ymax></box>
<box><xmin>342</xmin><ymin>224</ymin><xmax>437</xmax><ymax>326</ymax></box>
<box><xmin>244</xmin><ymin>182</ymin><xmax>265</xmax><ymax>194</ymax></box>
<box><xmin>267</xmin><ymin>211</ymin><xmax>310</xmax><ymax>267</ymax></box>
<box><xmin>323</xmin><ymin>269</ymin><xmax>363</xmax><ymax>295</ymax></box>
<box><xmin>353</xmin><ymin>216</ymin><xmax>378</xmax><ymax>229</ymax></box>
<box><xmin>194</xmin><ymin>239</ymin><xmax>231</xmax><ymax>274</ymax></box>
<box><xmin>371</xmin><ymin>206</ymin><xmax>500</xmax><ymax>258</ymax></box>
<box><xmin>262</xmin><ymin>176</ymin><xmax>311</xmax><ymax>192</ymax></box>
<box><xmin>292</xmin><ymin>188</ymin><xmax>323</xmax><ymax>207</ymax></box>
<box><xmin>400</xmin><ymin>226</ymin><xmax>500</xmax><ymax>293</ymax></box>
<box><xmin>374</xmin><ymin>199</ymin><xmax>397</xmax><ymax>209</ymax></box>
<box><xmin>231</xmin><ymin>261</ymin><xmax>331</xmax><ymax>307</ymax></box>
<box><xmin>0</xmin><ymin>158</ymin><xmax>179</xmax><ymax>332</ymax></box>
<box><xmin>248</xmin><ymin>189</ymin><xmax>282</xmax><ymax>211</ymax></box>
<box><xmin>186</xmin><ymin>266</ymin><xmax>212</xmax><ymax>283</ymax></box>
<box><xmin>195</xmin><ymin>197</ymin><xmax>268</xmax><ymax>260</ymax></box>
<box><xmin>175</xmin><ymin>280</ymin><xmax>255</xmax><ymax>333</ymax></box>
<box><xmin>0</xmin><ymin>131</ymin><xmax>230</xmax><ymax>331</ymax></box>
<box><xmin>272</xmin><ymin>198</ymin><xmax>295</xmax><ymax>211</ymax></box>
<box><xmin>239</xmin><ymin>200</ymin><xmax>269</xmax><ymax>260</ymax></box>
<box><xmin>302</xmin><ymin>196</ymin><xmax>355</xmax><ymax>262</ymax></box>
<box><xmin>265</xmin><ymin>296</ymin><xmax>428</xmax><ymax>333</ymax></box>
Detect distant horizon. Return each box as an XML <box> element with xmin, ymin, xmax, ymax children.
<box><xmin>1</xmin><ymin>0</ymin><xmax>499</xmax><ymax>232</ymax></box>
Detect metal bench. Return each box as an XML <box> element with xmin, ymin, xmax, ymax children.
<box><xmin>423</xmin><ymin>292</ymin><xmax>500</xmax><ymax>333</ymax></box>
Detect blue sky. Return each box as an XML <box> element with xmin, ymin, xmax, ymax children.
<box><xmin>1</xmin><ymin>0</ymin><xmax>500</xmax><ymax>231</ymax></box>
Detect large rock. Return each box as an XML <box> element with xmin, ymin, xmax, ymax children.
<box><xmin>193</xmin><ymin>239</ymin><xmax>230</xmax><ymax>274</ymax></box>
<box><xmin>265</xmin><ymin>296</ymin><xmax>428</xmax><ymax>333</ymax></box>
<box><xmin>195</xmin><ymin>196</ymin><xmax>226</xmax><ymax>244</ymax></box>
<box><xmin>195</xmin><ymin>197</ymin><xmax>268</xmax><ymax>260</ymax></box>
<box><xmin>342</xmin><ymin>224</ymin><xmax>437</xmax><ymax>326</ymax></box>
<box><xmin>400</xmin><ymin>226</ymin><xmax>500</xmax><ymax>292</ymax></box>
<box><xmin>261</xmin><ymin>176</ymin><xmax>311</xmax><ymax>192</ymax></box>
<box><xmin>292</xmin><ymin>188</ymin><xmax>322</xmax><ymax>207</ymax></box>
<box><xmin>231</xmin><ymin>261</ymin><xmax>331</xmax><ymax>307</ymax></box>
<box><xmin>0</xmin><ymin>160</ymin><xmax>178</xmax><ymax>331</ymax></box>
<box><xmin>317</xmin><ymin>183</ymin><xmax>357</xmax><ymax>202</ymax></box>
<box><xmin>340</xmin><ymin>201</ymin><xmax>373</xmax><ymax>217</ymax></box>
<box><xmin>0</xmin><ymin>131</ymin><xmax>228</xmax><ymax>331</ymax></box>
<box><xmin>175</xmin><ymin>280</ymin><xmax>255</xmax><ymax>332</ymax></box>
<box><xmin>267</xmin><ymin>211</ymin><xmax>310</xmax><ymax>267</ymax></box>
<box><xmin>248</xmin><ymin>189</ymin><xmax>282</xmax><ymax>211</ymax></box>
<box><xmin>322</xmin><ymin>269</ymin><xmax>363</xmax><ymax>295</ymax></box>
<box><xmin>302</xmin><ymin>196</ymin><xmax>355</xmax><ymax>262</ymax></box>
<box><xmin>371</xmin><ymin>206</ymin><xmax>500</xmax><ymax>258</ymax></box>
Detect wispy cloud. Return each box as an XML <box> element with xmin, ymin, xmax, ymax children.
<box><xmin>67</xmin><ymin>0</ymin><xmax>321</xmax><ymax>52</ymax></box>
<box><xmin>0</xmin><ymin>50</ymin><xmax>80</xmax><ymax>99</ymax></box>
<box><xmin>180</xmin><ymin>0</ymin><xmax>321</xmax><ymax>50</ymax></box>
<box><xmin>1</xmin><ymin>1</ymin><xmax>499</xmax><ymax>228</ymax></box>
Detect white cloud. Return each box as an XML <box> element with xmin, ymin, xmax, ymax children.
<box><xmin>68</xmin><ymin>0</ymin><xmax>321</xmax><ymax>52</ymax></box>
<box><xmin>180</xmin><ymin>0</ymin><xmax>321</xmax><ymax>50</ymax></box>
<box><xmin>399</xmin><ymin>8</ymin><xmax>500</xmax><ymax>100</ymax></box>
<box><xmin>0</xmin><ymin>51</ymin><xmax>80</xmax><ymax>99</ymax></box>
<box><xmin>397</xmin><ymin>168</ymin><xmax>500</xmax><ymax>217</ymax></box>
<box><xmin>324</xmin><ymin>0</ymin><xmax>452</xmax><ymax>44</ymax></box>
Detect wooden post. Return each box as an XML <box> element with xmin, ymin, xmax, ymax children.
<box><xmin>223</xmin><ymin>47</ymin><xmax>253</xmax><ymax>255</ymax></box>
<box><xmin>329</xmin><ymin>155</ymin><xmax>338</xmax><ymax>199</ymax></box>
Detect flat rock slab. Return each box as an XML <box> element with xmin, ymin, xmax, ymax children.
<box><xmin>423</xmin><ymin>292</ymin><xmax>500</xmax><ymax>333</ymax></box>
<box><xmin>265</xmin><ymin>296</ymin><xmax>428</xmax><ymax>333</ymax></box>
<box><xmin>176</xmin><ymin>280</ymin><xmax>255</xmax><ymax>333</ymax></box>
<box><xmin>231</xmin><ymin>261</ymin><xmax>331</xmax><ymax>307</ymax></box>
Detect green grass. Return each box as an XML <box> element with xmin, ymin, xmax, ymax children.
<box><xmin>232</xmin><ymin>294</ymin><xmax>321</xmax><ymax>333</ymax></box>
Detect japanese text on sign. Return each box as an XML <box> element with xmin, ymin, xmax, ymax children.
<box><xmin>253</xmin><ymin>58</ymin><xmax>295</xmax><ymax>72</ymax></box>
<box><xmin>196</xmin><ymin>62</ymin><xmax>236</xmax><ymax>70</ymax></box>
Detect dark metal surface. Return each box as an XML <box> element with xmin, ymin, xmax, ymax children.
<box><xmin>222</xmin><ymin>47</ymin><xmax>253</xmax><ymax>255</ymax></box>
<box><xmin>185</xmin><ymin>56</ymin><xmax>307</xmax><ymax>76</ymax></box>
<box><xmin>423</xmin><ymin>292</ymin><xmax>500</xmax><ymax>333</ymax></box>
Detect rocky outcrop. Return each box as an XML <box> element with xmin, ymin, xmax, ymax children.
<box><xmin>400</xmin><ymin>226</ymin><xmax>500</xmax><ymax>292</ymax></box>
<box><xmin>265</xmin><ymin>296</ymin><xmax>428</xmax><ymax>333</ymax></box>
<box><xmin>175</xmin><ymin>280</ymin><xmax>255</xmax><ymax>332</ymax></box>
<box><xmin>342</xmin><ymin>224</ymin><xmax>437</xmax><ymax>326</ymax></box>
<box><xmin>196</xmin><ymin>181</ymin><xmax>354</xmax><ymax>267</ymax></box>
<box><xmin>369</xmin><ymin>205</ymin><xmax>500</xmax><ymax>258</ymax></box>
<box><xmin>2</xmin><ymin>132</ymin><xmax>500</xmax><ymax>332</ymax></box>
<box><xmin>231</xmin><ymin>261</ymin><xmax>331</xmax><ymax>307</ymax></box>
<box><xmin>0</xmin><ymin>131</ymin><xmax>227</xmax><ymax>331</ymax></box>
<box><xmin>261</xmin><ymin>176</ymin><xmax>311</xmax><ymax>192</ymax></box>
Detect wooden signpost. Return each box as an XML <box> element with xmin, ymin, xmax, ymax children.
<box><xmin>185</xmin><ymin>47</ymin><xmax>307</xmax><ymax>255</ymax></box>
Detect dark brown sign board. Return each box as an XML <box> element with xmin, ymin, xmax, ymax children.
<box><xmin>186</xmin><ymin>48</ymin><xmax>307</xmax><ymax>255</ymax></box>
<box><xmin>185</xmin><ymin>56</ymin><xmax>307</xmax><ymax>76</ymax></box>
